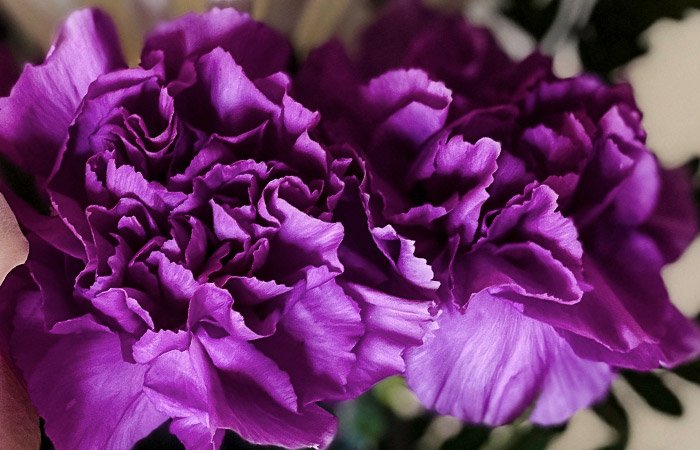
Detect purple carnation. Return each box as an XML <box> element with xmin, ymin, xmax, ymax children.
<box><xmin>0</xmin><ymin>8</ymin><xmax>432</xmax><ymax>449</ymax></box>
<box><xmin>296</xmin><ymin>1</ymin><xmax>700</xmax><ymax>426</ymax></box>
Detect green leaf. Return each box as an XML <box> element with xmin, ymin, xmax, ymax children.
<box><xmin>502</xmin><ymin>0</ymin><xmax>561</xmax><ymax>40</ymax></box>
<box><xmin>440</xmin><ymin>425</ymin><xmax>491</xmax><ymax>450</ymax></box>
<box><xmin>673</xmin><ymin>358</ymin><xmax>700</xmax><ymax>386</ymax></box>
<box><xmin>501</xmin><ymin>425</ymin><xmax>566</xmax><ymax>450</ymax></box>
<box><xmin>593</xmin><ymin>392</ymin><xmax>629</xmax><ymax>450</ymax></box>
<box><xmin>684</xmin><ymin>156</ymin><xmax>700</xmax><ymax>175</ymax></box>
<box><xmin>622</xmin><ymin>371</ymin><xmax>683</xmax><ymax>416</ymax></box>
<box><xmin>334</xmin><ymin>394</ymin><xmax>388</xmax><ymax>449</ymax></box>
<box><xmin>578</xmin><ymin>0</ymin><xmax>700</xmax><ymax>78</ymax></box>
<box><xmin>380</xmin><ymin>415</ymin><xmax>433</xmax><ymax>450</ymax></box>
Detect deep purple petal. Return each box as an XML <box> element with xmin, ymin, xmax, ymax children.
<box><xmin>255</xmin><ymin>279</ymin><xmax>364</xmax><ymax>404</ymax></box>
<box><xmin>406</xmin><ymin>294</ymin><xmax>613</xmax><ymax>425</ymax></box>
<box><xmin>529</xmin><ymin>338</ymin><xmax>613</xmax><ymax>425</ymax></box>
<box><xmin>405</xmin><ymin>296</ymin><xmax>547</xmax><ymax>425</ymax></box>
<box><xmin>641</xmin><ymin>165</ymin><xmax>700</xmax><ymax>264</ymax></box>
<box><xmin>0</xmin><ymin>9</ymin><xmax>125</xmax><ymax>179</ymax></box>
<box><xmin>518</xmin><ymin>232</ymin><xmax>698</xmax><ymax>361</ymax></box>
<box><xmin>196</xmin><ymin>326</ymin><xmax>299</xmax><ymax>413</ymax></box>
<box><xmin>26</xmin><ymin>330</ymin><xmax>167</xmax><ymax>450</ymax></box>
<box><xmin>339</xmin><ymin>282</ymin><xmax>433</xmax><ymax>399</ymax></box>
<box><xmin>369</xmin><ymin>224</ymin><xmax>439</xmax><ymax>291</ymax></box>
<box><xmin>178</xmin><ymin>47</ymin><xmax>280</xmax><ymax>136</ymax></box>
<box><xmin>144</xmin><ymin>337</ymin><xmax>336</xmax><ymax>449</ymax></box>
<box><xmin>142</xmin><ymin>7</ymin><xmax>289</xmax><ymax>82</ymax></box>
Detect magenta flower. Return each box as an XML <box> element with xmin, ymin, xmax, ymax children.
<box><xmin>296</xmin><ymin>1</ymin><xmax>700</xmax><ymax>426</ymax></box>
<box><xmin>0</xmin><ymin>8</ymin><xmax>432</xmax><ymax>449</ymax></box>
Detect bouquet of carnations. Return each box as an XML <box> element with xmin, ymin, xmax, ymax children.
<box><xmin>0</xmin><ymin>1</ymin><xmax>698</xmax><ymax>449</ymax></box>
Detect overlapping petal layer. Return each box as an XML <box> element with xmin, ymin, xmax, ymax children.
<box><xmin>297</xmin><ymin>0</ymin><xmax>700</xmax><ymax>426</ymax></box>
<box><xmin>0</xmin><ymin>7</ymin><xmax>432</xmax><ymax>450</ymax></box>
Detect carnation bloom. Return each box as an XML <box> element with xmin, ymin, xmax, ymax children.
<box><xmin>0</xmin><ymin>8</ymin><xmax>432</xmax><ymax>449</ymax></box>
<box><xmin>296</xmin><ymin>1</ymin><xmax>700</xmax><ymax>426</ymax></box>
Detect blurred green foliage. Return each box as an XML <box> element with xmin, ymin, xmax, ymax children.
<box><xmin>579</xmin><ymin>0</ymin><xmax>700</xmax><ymax>78</ymax></box>
<box><xmin>502</xmin><ymin>0</ymin><xmax>561</xmax><ymax>41</ymax></box>
<box><xmin>593</xmin><ymin>394</ymin><xmax>628</xmax><ymax>450</ymax></box>
<box><xmin>504</xmin><ymin>0</ymin><xmax>700</xmax><ymax>79</ymax></box>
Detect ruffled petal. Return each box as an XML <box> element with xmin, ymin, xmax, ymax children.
<box><xmin>564</xmin><ymin>305</ymin><xmax>700</xmax><ymax>371</ymax></box>
<box><xmin>485</xmin><ymin>184</ymin><xmax>584</xmax><ymax>268</ymax></box>
<box><xmin>170</xmin><ymin>417</ymin><xmax>222</xmax><ymax>450</ymax></box>
<box><xmin>255</xmin><ymin>279</ymin><xmax>363</xmax><ymax>404</ymax></box>
<box><xmin>213</xmin><ymin>382</ymin><xmax>336</xmax><ymax>449</ymax></box>
<box><xmin>177</xmin><ymin>47</ymin><xmax>280</xmax><ymax>136</ymax></box>
<box><xmin>196</xmin><ymin>326</ymin><xmax>299</xmax><ymax>413</ymax></box>
<box><xmin>143</xmin><ymin>340</ymin><xmax>210</xmax><ymax>424</ymax></box>
<box><xmin>529</xmin><ymin>338</ymin><xmax>614</xmax><ymax>425</ymax></box>
<box><xmin>144</xmin><ymin>337</ymin><xmax>336</xmax><ymax>449</ymax></box>
<box><xmin>405</xmin><ymin>295</ymin><xmax>548</xmax><ymax>425</ymax></box>
<box><xmin>25</xmin><ymin>330</ymin><xmax>167</xmax><ymax>450</ymax></box>
<box><xmin>407</xmin><ymin>134</ymin><xmax>500</xmax><ymax>241</ymax></box>
<box><xmin>370</xmin><ymin>224</ymin><xmax>439</xmax><ymax>291</ymax></box>
<box><xmin>339</xmin><ymin>282</ymin><xmax>433</xmax><ymax>399</ymax></box>
<box><xmin>455</xmin><ymin>242</ymin><xmax>583</xmax><ymax>306</ymax></box>
<box><xmin>0</xmin><ymin>8</ymin><xmax>125</xmax><ymax>179</ymax></box>
<box><xmin>519</xmin><ymin>233</ymin><xmax>692</xmax><ymax>357</ymax></box>
<box><xmin>142</xmin><ymin>7</ymin><xmax>289</xmax><ymax>82</ymax></box>
<box><xmin>405</xmin><ymin>294</ymin><xmax>613</xmax><ymax>426</ymax></box>
<box><xmin>294</xmin><ymin>40</ymin><xmax>363</xmax><ymax>122</ymax></box>
<box><xmin>641</xmin><ymin>165</ymin><xmax>700</xmax><ymax>264</ymax></box>
<box><xmin>363</xmin><ymin>70</ymin><xmax>451</xmax><ymax>178</ymax></box>
<box><xmin>50</xmin><ymin>68</ymin><xmax>165</xmax><ymax>204</ymax></box>
<box><xmin>259</xmin><ymin>180</ymin><xmax>345</xmax><ymax>287</ymax></box>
